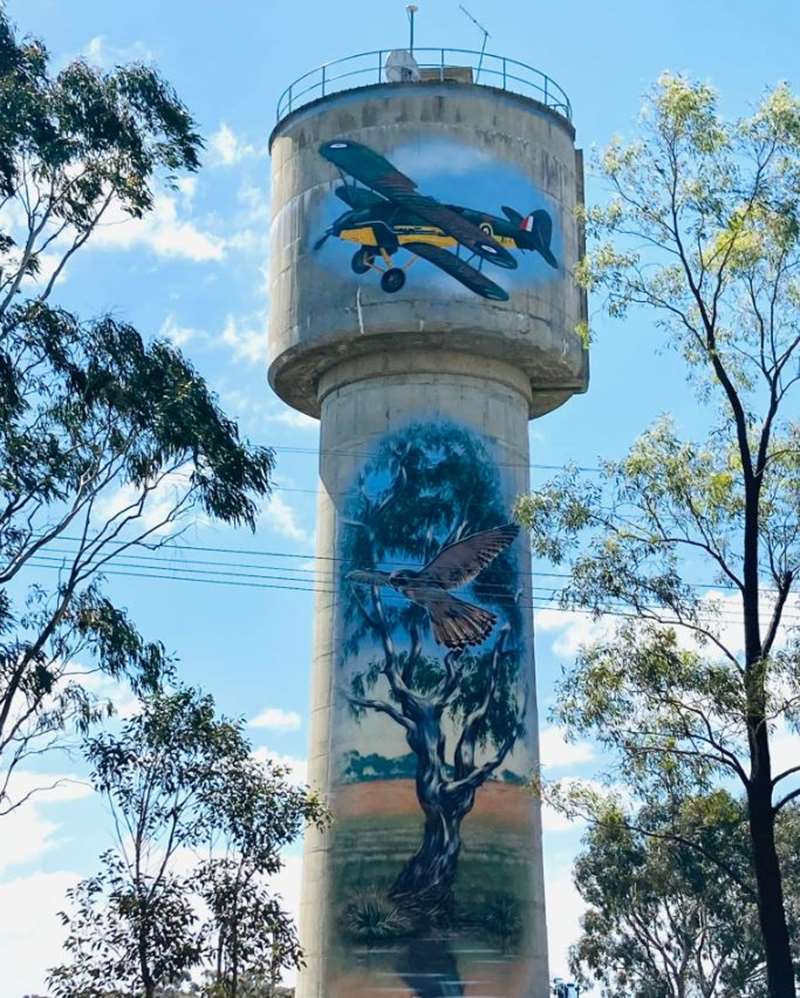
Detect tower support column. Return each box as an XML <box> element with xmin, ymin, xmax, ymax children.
<box><xmin>266</xmin><ymin>74</ymin><xmax>589</xmax><ymax>997</ymax></box>
<box><xmin>297</xmin><ymin>351</ymin><xmax>548</xmax><ymax>997</ymax></box>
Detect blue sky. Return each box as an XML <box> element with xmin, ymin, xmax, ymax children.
<box><xmin>2</xmin><ymin>0</ymin><xmax>799</xmax><ymax>994</ymax></box>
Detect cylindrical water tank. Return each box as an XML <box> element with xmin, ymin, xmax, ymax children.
<box><xmin>268</xmin><ymin>73</ymin><xmax>587</xmax><ymax>998</ymax></box>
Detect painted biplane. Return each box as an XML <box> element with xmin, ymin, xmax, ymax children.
<box><xmin>313</xmin><ymin>139</ymin><xmax>558</xmax><ymax>302</ymax></box>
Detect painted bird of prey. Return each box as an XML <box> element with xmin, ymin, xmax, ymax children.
<box><xmin>347</xmin><ymin>522</ymin><xmax>519</xmax><ymax>650</ymax></box>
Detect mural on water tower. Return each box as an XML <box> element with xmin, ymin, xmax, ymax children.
<box><xmin>331</xmin><ymin>420</ymin><xmax>539</xmax><ymax>996</ymax></box>
<box><xmin>312</xmin><ymin>136</ymin><xmax>562</xmax><ymax>303</ymax></box>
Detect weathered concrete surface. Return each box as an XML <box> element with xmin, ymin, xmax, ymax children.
<box><xmin>268</xmin><ymin>81</ymin><xmax>588</xmax><ymax>419</ymax></box>
<box><xmin>267</xmin><ymin>79</ymin><xmax>588</xmax><ymax>998</ymax></box>
<box><xmin>296</xmin><ymin>351</ymin><xmax>548</xmax><ymax>998</ymax></box>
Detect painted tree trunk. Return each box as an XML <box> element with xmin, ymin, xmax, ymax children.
<box><xmin>390</xmin><ymin>706</ymin><xmax>477</xmax><ymax>904</ymax></box>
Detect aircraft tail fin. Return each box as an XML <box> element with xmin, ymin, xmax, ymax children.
<box><xmin>501</xmin><ymin>205</ymin><xmax>524</xmax><ymax>225</ymax></box>
<box><xmin>528</xmin><ymin>209</ymin><xmax>558</xmax><ymax>268</ymax></box>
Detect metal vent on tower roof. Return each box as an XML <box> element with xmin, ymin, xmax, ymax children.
<box><xmin>384</xmin><ymin>49</ymin><xmax>420</xmax><ymax>82</ymax></box>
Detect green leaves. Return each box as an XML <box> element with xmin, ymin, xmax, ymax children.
<box><xmin>520</xmin><ymin>70</ymin><xmax>800</xmax><ymax>996</ymax></box>
<box><xmin>581</xmin><ymin>74</ymin><xmax>800</xmax><ymax>414</ymax></box>
<box><xmin>50</xmin><ymin>688</ymin><xmax>329</xmax><ymax>997</ymax></box>
<box><xmin>0</xmin><ymin>12</ymin><xmax>274</xmax><ymax>831</ymax></box>
<box><xmin>569</xmin><ymin>793</ymin><xmax>780</xmax><ymax>997</ymax></box>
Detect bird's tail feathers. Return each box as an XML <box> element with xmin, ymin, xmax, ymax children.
<box><xmin>429</xmin><ymin>595</ymin><xmax>497</xmax><ymax>650</ymax></box>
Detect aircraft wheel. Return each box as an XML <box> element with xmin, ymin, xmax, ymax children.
<box><xmin>380</xmin><ymin>267</ymin><xmax>406</xmax><ymax>294</ymax></box>
<box><xmin>351</xmin><ymin>248</ymin><xmax>374</xmax><ymax>274</ymax></box>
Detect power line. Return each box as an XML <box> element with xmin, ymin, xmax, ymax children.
<box><xmin>271</xmin><ymin>444</ymin><xmax>603</xmax><ymax>475</ymax></box>
<box><xmin>43</xmin><ymin>533</ymin><xmax>775</xmax><ymax>597</ymax></box>
<box><xmin>34</xmin><ymin>544</ymin><xmax>797</xmax><ymax>626</ymax></box>
<box><xmin>27</xmin><ymin>555</ymin><xmax>800</xmax><ymax>628</ymax></box>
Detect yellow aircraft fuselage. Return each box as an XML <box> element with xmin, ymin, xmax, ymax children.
<box><xmin>339</xmin><ymin>224</ymin><xmax>519</xmax><ymax>252</ymax></box>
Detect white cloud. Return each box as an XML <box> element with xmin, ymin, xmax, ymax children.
<box><xmin>253</xmin><ymin>748</ymin><xmax>308</xmax><ymax>786</ymax></box>
<box><xmin>535</xmin><ymin>607</ymin><xmax>616</xmax><ymax>658</ymax></box>
<box><xmin>536</xmin><ymin>589</ymin><xmax>800</xmax><ymax>664</ymax></box>
<box><xmin>539</xmin><ymin>726</ymin><xmax>595</xmax><ymax>770</ymax></box>
<box><xmin>545</xmin><ymin>869</ymin><xmax>585</xmax><ymax>981</ymax></box>
<box><xmin>768</xmin><ymin>720</ymin><xmax>800</xmax><ymax>783</ymax></box>
<box><xmin>175</xmin><ymin>175</ymin><xmax>197</xmax><ymax>201</ymax></box>
<box><xmin>1</xmin><ymin>775</ymin><xmax>93</xmax><ymax>875</ymax></box>
<box><xmin>220</xmin><ymin>313</ymin><xmax>269</xmax><ymax>364</ymax></box>
<box><xmin>0</xmin><ymin>857</ymin><xmax>304</xmax><ymax>996</ymax></box>
<box><xmin>541</xmin><ymin>799</ymin><xmax>585</xmax><ymax>834</ymax></box>
<box><xmin>159</xmin><ymin>312</ymin><xmax>205</xmax><ymax>348</ymax></box>
<box><xmin>273</xmin><ymin>408</ymin><xmax>318</xmax><ymax>431</ymax></box>
<box><xmin>83</xmin><ymin>35</ymin><xmax>155</xmax><ymax>68</ymax></box>
<box><xmin>271</xmin><ymin>853</ymin><xmax>303</xmax><ymax>987</ymax></box>
<box><xmin>237</xmin><ymin>181</ymin><xmax>270</xmax><ymax>219</ymax></box>
<box><xmin>0</xmin><ymin>869</ymin><xmax>81</xmax><ymax>997</ymax></box>
<box><xmin>91</xmin><ymin>192</ymin><xmax>225</xmax><ymax>262</ymax></box>
<box><xmin>257</xmin><ymin>492</ymin><xmax>311</xmax><ymax>545</ymax></box>
<box><xmin>208</xmin><ymin>123</ymin><xmax>257</xmax><ymax>167</ymax></box>
<box><xmin>72</xmin><ymin>667</ymin><xmax>140</xmax><ymax>721</ymax></box>
<box><xmin>249</xmin><ymin>707</ymin><xmax>302</xmax><ymax>732</ymax></box>
<box><xmin>93</xmin><ymin>462</ymin><xmax>196</xmax><ymax>536</ymax></box>
<box><xmin>21</xmin><ymin>252</ymin><xmax>68</xmax><ymax>290</ymax></box>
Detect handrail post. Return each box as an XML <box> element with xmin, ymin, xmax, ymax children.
<box><xmin>288</xmin><ymin>84</ymin><xmax>293</xmax><ymax>114</ymax></box>
<box><xmin>378</xmin><ymin>50</ymin><xmax>382</xmax><ymax>84</ymax></box>
<box><xmin>544</xmin><ymin>75</ymin><xmax>549</xmax><ymax>106</ymax></box>
<box><xmin>502</xmin><ymin>57</ymin><xmax>507</xmax><ymax>90</ymax></box>
<box><xmin>321</xmin><ymin>64</ymin><xmax>327</xmax><ymax>98</ymax></box>
<box><xmin>440</xmin><ymin>47</ymin><xmax>445</xmax><ymax>81</ymax></box>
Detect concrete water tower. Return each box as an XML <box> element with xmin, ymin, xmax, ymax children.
<box><xmin>268</xmin><ymin>42</ymin><xmax>587</xmax><ymax>998</ymax></box>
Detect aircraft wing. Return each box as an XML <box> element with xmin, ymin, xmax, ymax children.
<box><xmin>335</xmin><ymin>185</ymin><xmax>387</xmax><ymax>210</ymax></box>
<box><xmin>320</xmin><ymin>140</ymin><xmax>517</xmax><ymax>270</ymax></box>
<box><xmin>320</xmin><ymin>140</ymin><xmax>417</xmax><ymax>196</ymax></box>
<box><xmin>404</xmin><ymin>241</ymin><xmax>509</xmax><ymax>302</ymax></box>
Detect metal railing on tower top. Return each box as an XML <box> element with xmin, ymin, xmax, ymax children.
<box><xmin>275</xmin><ymin>48</ymin><xmax>572</xmax><ymax>124</ymax></box>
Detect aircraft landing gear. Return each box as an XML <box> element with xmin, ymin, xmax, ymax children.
<box><xmin>351</xmin><ymin>247</ymin><xmax>375</xmax><ymax>274</ymax></box>
<box><xmin>380</xmin><ymin>267</ymin><xmax>406</xmax><ymax>293</ymax></box>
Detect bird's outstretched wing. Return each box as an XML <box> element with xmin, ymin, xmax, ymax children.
<box><xmin>421</xmin><ymin>523</ymin><xmax>520</xmax><ymax>591</ymax></box>
<box><xmin>427</xmin><ymin>593</ymin><xmax>497</xmax><ymax>649</ymax></box>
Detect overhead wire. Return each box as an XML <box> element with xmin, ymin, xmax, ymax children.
<box><xmin>270</xmin><ymin>443</ymin><xmax>603</xmax><ymax>475</ymax></box>
<box><xmin>32</xmin><ymin>542</ymin><xmax>797</xmax><ymax>625</ymax></box>
<box><xmin>40</xmin><ymin>533</ymin><xmax>783</xmax><ymax>597</ymax></box>
<box><xmin>26</xmin><ymin>550</ymin><xmax>800</xmax><ymax>628</ymax></box>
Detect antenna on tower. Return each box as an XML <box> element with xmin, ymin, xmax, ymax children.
<box><xmin>406</xmin><ymin>5</ymin><xmax>419</xmax><ymax>53</ymax></box>
<box><xmin>459</xmin><ymin>5</ymin><xmax>490</xmax><ymax>82</ymax></box>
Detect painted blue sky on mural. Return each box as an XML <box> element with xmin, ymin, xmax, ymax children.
<box><xmin>312</xmin><ymin>137</ymin><xmax>563</xmax><ymax>300</ymax></box>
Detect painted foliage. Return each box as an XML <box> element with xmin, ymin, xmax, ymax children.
<box><xmin>332</xmin><ymin>421</ymin><xmax>538</xmax><ymax>995</ymax></box>
<box><xmin>313</xmin><ymin>137</ymin><xmax>561</xmax><ymax>302</ymax></box>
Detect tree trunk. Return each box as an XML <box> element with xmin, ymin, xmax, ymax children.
<box><xmin>742</xmin><ymin>477</ymin><xmax>796</xmax><ymax>998</ymax></box>
<box><xmin>749</xmin><ymin>762</ymin><xmax>796</xmax><ymax>997</ymax></box>
<box><xmin>391</xmin><ymin>797</ymin><xmax>470</xmax><ymax>901</ymax></box>
<box><xmin>138</xmin><ymin>927</ymin><xmax>155</xmax><ymax>998</ymax></box>
<box><xmin>390</xmin><ymin>706</ymin><xmax>476</xmax><ymax>906</ymax></box>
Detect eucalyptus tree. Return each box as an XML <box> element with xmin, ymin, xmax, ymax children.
<box><xmin>0</xmin><ymin>11</ymin><xmax>274</xmax><ymax>814</ymax></box>
<box><xmin>516</xmin><ymin>76</ymin><xmax>800</xmax><ymax>996</ymax></box>
<box><xmin>568</xmin><ymin>793</ymin><xmax>800</xmax><ymax>997</ymax></box>
<box><xmin>47</xmin><ymin>688</ymin><xmax>327</xmax><ymax>998</ymax></box>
